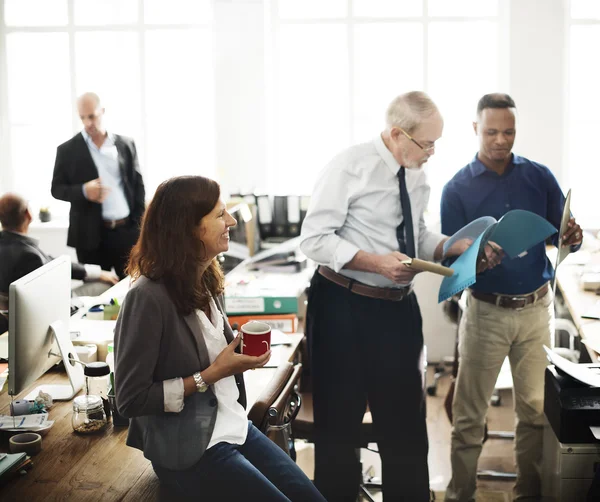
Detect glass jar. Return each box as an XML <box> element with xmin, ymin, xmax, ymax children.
<box><xmin>84</xmin><ymin>362</ymin><xmax>111</xmax><ymax>417</ymax></box>
<box><xmin>72</xmin><ymin>395</ymin><xmax>107</xmax><ymax>434</ymax></box>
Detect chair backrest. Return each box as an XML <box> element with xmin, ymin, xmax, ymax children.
<box><xmin>248</xmin><ymin>362</ymin><xmax>303</xmax><ymax>433</ymax></box>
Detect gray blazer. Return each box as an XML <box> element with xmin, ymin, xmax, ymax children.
<box><xmin>114</xmin><ymin>276</ymin><xmax>246</xmax><ymax>470</ymax></box>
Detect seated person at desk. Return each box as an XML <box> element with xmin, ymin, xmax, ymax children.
<box><xmin>114</xmin><ymin>176</ymin><xmax>325</xmax><ymax>501</ymax></box>
<box><xmin>0</xmin><ymin>193</ymin><xmax>119</xmax><ymax>330</ymax></box>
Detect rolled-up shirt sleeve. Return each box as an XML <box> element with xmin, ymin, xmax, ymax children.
<box><xmin>300</xmin><ymin>165</ymin><xmax>360</xmax><ymax>272</ymax></box>
<box><xmin>163</xmin><ymin>377</ymin><xmax>185</xmax><ymax>413</ymax></box>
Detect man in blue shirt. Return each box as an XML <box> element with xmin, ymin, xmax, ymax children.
<box><xmin>441</xmin><ymin>93</ymin><xmax>582</xmax><ymax>501</ymax></box>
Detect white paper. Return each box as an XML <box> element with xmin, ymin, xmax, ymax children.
<box><xmin>544</xmin><ymin>345</ymin><xmax>600</xmax><ymax>387</ymax></box>
<box><xmin>0</xmin><ymin>413</ymin><xmax>49</xmax><ymax>430</ymax></box>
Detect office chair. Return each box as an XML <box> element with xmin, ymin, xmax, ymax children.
<box><xmin>248</xmin><ymin>362</ymin><xmax>303</xmax><ymax>458</ymax></box>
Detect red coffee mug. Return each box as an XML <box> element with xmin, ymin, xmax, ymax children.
<box><xmin>240</xmin><ymin>321</ymin><xmax>271</xmax><ymax>357</ymax></box>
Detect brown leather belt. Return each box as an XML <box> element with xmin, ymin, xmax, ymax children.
<box><xmin>318</xmin><ymin>266</ymin><xmax>413</xmax><ymax>302</ymax></box>
<box><xmin>471</xmin><ymin>282</ymin><xmax>549</xmax><ymax>310</ymax></box>
<box><xmin>102</xmin><ymin>217</ymin><xmax>129</xmax><ymax>229</ymax></box>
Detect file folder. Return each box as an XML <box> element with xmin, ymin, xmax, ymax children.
<box><xmin>287</xmin><ymin>195</ymin><xmax>301</xmax><ymax>237</ymax></box>
<box><xmin>256</xmin><ymin>195</ymin><xmax>273</xmax><ymax>239</ymax></box>
<box><xmin>273</xmin><ymin>196</ymin><xmax>288</xmax><ymax>237</ymax></box>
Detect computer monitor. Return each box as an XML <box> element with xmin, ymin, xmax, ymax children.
<box><xmin>8</xmin><ymin>255</ymin><xmax>84</xmax><ymax>400</ymax></box>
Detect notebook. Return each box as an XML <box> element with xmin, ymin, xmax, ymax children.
<box><xmin>0</xmin><ymin>452</ymin><xmax>27</xmax><ymax>479</ymax></box>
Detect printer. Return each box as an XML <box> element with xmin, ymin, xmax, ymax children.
<box><xmin>542</xmin><ymin>365</ymin><xmax>600</xmax><ymax>500</ymax></box>
<box><xmin>544</xmin><ymin>364</ymin><xmax>600</xmax><ymax>443</ymax></box>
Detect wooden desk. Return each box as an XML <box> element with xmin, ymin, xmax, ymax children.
<box><xmin>553</xmin><ymin>249</ymin><xmax>600</xmax><ymax>361</ymax></box>
<box><xmin>0</xmin><ymin>334</ymin><xmax>303</xmax><ymax>501</ymax></box>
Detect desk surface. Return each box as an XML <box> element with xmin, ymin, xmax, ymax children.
<box><xmin>0</xmin><ymin>334</ymin><xmax>302</xmax><ymax>501</ymax></box>
<box><xmin>554</xmin><ymin>249</ymin><xmax>600</xmax><ymax>361</ymax></box>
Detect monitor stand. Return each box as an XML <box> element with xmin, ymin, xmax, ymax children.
<box><xmin>24</xmin><ymin>320</ymin><xmax>85</xmax><ymax>401</ymax></box>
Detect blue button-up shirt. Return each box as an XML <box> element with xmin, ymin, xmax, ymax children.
<box><xmin>81</xmin><ymin>130</ymin><xmax>130</xmax><ymax>221</ymax></box>
<box><xmin>441</xmin><ymin>153</ymin><xmax>573</xmax><ymax>295</ymax></box>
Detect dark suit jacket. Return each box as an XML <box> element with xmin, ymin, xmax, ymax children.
<box><xmin>51</xmin><ymin>133</ymin><xmax>146</xmax><ymax>251</ymax></box>
<box><xmin>114</xmin><ymin>276</ymin><xmax>247</xmax><ymax>470</ymax></box>
<box><xmin>0</xmin><ymin>230</ymin><xmax>86</xmax><ymax>295</ymax></box>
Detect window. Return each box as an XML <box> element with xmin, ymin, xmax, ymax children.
<box><xmin>0</xmin><ymin>0</ymin><xmax>215</xmax><ymax>214</ymax></box>
<box><xmin>267</xmin><ymin>0</ymin><xmax>504</xmax><ymax>216</ymax></box>
<box><xmin>568</xmin><ymin>0</ymin><xmax>600</xmax><ymax>228</ymax></box>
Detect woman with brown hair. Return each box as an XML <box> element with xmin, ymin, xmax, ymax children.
<box><xmin>114</xmin><ymin>176</ymin><xmax>325</xmax><ymax>501</ymax></box>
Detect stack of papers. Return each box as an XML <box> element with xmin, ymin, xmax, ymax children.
<box><xmin>0</xmin><ymin>413</ymin><xmax>54</xmax><ymax>432</ymax></box>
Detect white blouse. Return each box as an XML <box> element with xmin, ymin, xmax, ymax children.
<box><xmin>162</xmin><ymin>297</ymin><xmax>248</xmax><ymax>449</ymax></box>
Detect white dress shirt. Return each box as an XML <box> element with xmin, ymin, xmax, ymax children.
<box><xmin>300</xmin><ymin>134</ymin><xmax>444</xmax><ymax>288</ymax></box>
<box><xmin>81</xmin><ymin>130</ymin><xmax>130</xmax><ymax>221</ymax></box>
<box><xmin>162</xmin><ymin>297</ymin><xmax>248</xmax><ymax>449</ymax></box>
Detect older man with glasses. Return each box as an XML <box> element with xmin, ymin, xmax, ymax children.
<box><xmin>300</xmin><ymin>91</ymin><xmax>472</xmax><ymax>502</ymax></box>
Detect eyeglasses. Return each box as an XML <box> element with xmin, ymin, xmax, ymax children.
<box><xmin>397</xmin><ymin>126</ymin><xmax>435</xmax><ymax>154</ymax></box>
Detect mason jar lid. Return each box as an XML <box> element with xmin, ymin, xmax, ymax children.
<box><xmin>84</xmin><ymin>361</ymin><xmax>110</xmax><ymax>377</ymax></box>
<box><xmin>73</xmin><ymin>394</ymin><xmax>104</xmax><ymax>413</ymax></box>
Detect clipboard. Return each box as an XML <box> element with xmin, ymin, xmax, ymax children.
<box><xmin>552</xmin><ymin>189</ymin><xmax>572</xmax><ymax>295</ymax></box>
<box><xmin>402</xmin><ymin>258</ymin><xmax>454</xmax><ymax>277</ymax></box>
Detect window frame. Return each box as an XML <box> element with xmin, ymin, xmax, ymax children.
<box><xmin>0</xmin><ymin>0</ymin><xmax>215</xmax><ymax>212</ymax></box>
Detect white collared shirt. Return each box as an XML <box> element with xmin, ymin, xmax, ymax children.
<box><xmin>300</xmin><ymin>134</ymin><xmax>444</xmax><ymax>288</ymax></box>
<box><xmin>81</xmin><ymin>130</ymin><xmax>130</xmax><ymax>221</ymax></box>
<box><xmin>162</xmin><ymin>297</ymin><xmax>248</xmax><ymax>449</ymax></box>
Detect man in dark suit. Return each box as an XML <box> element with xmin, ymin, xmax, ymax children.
<box><xmin>51</xmin><ymin>92</ymin><xmax>146</xmax><ymax>279</ymax></box>
<box><xmin>0</xmin><ymin>193</ymin><xmax>119</xmax><ymax>333</ymax></box>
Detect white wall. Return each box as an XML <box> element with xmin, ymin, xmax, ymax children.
<box><xmin>508</xmin><ymin>0</ymin><xmax>568</xmax><ymax>185</ymax></box>
<box><xmin>214</xmin><ymin>0</ymin><xmax>267</xmax><ymax>195</ymax></box>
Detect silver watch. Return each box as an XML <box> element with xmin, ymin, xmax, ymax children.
<box><xmin>193</xmin><ymin>371</ymin><xmax>208</xmax><ymax>393</ymax></box>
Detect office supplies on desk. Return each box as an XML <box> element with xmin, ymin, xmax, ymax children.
<box><xmin>439</xmin><ymin>210</ymin><xmax>557</xmax><ymax>302</ymax></box>
<box><xmin>228</xmin><ymin>314</ymin><xmax>298</xmax><ymax>333</ymax></box>
<box><xmin>0</xmin><ymin>452</ymin><xmax>27</xmax><ymax>480</ymax></box>
<box><xmin>224</xmin><ymin>267</ymin><xmax>312</xmax><ymax>315</ymax></box>
<box><xmin>544</xmin><ymin>346</ymin><xmax>600</xmax><ymax>387</ymax></box>
<box><xmin>9</xmin><ymin>433</ymin><xmax>42</xmax><ymax>455</ymax></box>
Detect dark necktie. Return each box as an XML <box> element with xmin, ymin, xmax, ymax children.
<box><xmin>397</xmin><ymin>166</ymin><xmax>416</xmax><ymax>258</ymax></box>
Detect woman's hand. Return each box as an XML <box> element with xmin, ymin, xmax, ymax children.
<box><xmin>203</xmin><ymin>335</ymin><xmax>271</xmax><ymax>384</ymax></box>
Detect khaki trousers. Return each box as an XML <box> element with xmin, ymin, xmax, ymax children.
<box><xmin>445</xmin><ymin>288</ymin><xmax>553</xmax><ymax>502</ymax></box>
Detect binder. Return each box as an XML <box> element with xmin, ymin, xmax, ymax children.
<box><xmin>256</xmin><ymin>195</ymin><xmax>273</xmax><ymax>239</ymax></box>
<box><xmin>299</xmin><ymin>196</ymin><xmax>310</xmax><ymax>228</ymax></box>
<box><xmin>273</xmin><ymin>196</ymin><xmax>288</xmax><ymax>237</ymax></box>
<box><xmin>286</xmin><ymin>196</ymin><xmax>301</xmax><ymax>237</ymax></box>
<box><xmin>224</xmin><ymin>266</ymin><xmax>314</xmax><ymax>315</ymax></box>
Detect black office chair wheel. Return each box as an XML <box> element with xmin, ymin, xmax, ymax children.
<box><xmin>426</xmin><ymin>384</ymin><xmax>437</xmax><ymax>396</ymax></box>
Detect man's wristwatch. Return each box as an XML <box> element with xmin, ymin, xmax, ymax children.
<box><xmin>193</xmin><ymin>372</ymin><xmax>209</xmax><ymax>393</ymax></box>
